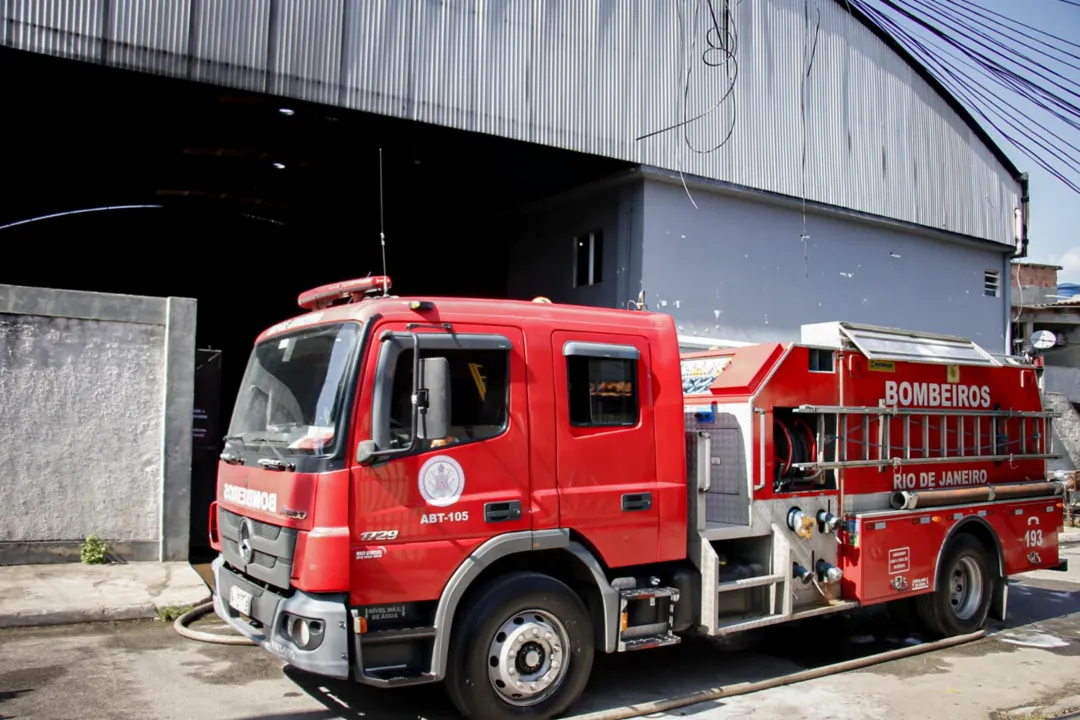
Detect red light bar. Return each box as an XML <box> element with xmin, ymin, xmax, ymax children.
<box><xmin>298</xmin><ymin>276</ymin><xmax>391</xmax><ymax>310</ymax></box>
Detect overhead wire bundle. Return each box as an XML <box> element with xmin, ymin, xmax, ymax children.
<box><xmin>850</xmin><ymin>0</ymin><xmax>1080</xmax><ymax>195</ymax></box>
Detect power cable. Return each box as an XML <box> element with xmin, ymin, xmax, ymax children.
<box><xmin>877</xmin><ymin>0</ymin><xmax>1080</xmax><ymax>107</ymax></box>
<box><xmin>906</xmin><ymin>0</ymin><xmax>1080</xmax><ymax>79</ymax></box>
<box><xmin>856</xmin><ymin>0</ymin><xmax>1080</xmax><ymax>195</ymax></box>
<box><xmin>927</xmin><ymin>0</ymin><xmax>1080</xmax><ymax>66</ymax></box>
<box><xmin>853</xmin><ymin>1</ymin><xmax>1080</xmax><ymax>193</ymax></box>
<box><xmin>953</xmin><ymin>0</ymin><xmax>1080</xmax><ymax>54</ymax></box>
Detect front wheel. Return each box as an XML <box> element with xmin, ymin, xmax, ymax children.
<box><xmin>446</xmin><ymin>571</ymin><xmax>594</xmax><ymax>720</ymax></box>
<box><xmin>915</xmin><ymin>532</ymin><xmax>994</xmax><ymax>638</ymax></box>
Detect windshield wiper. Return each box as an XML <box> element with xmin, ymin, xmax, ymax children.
<box><xmin>258</xmin><ymin>458</ymin><xmax>296</xmax><ymax>472</ymax></box>
<box><xmin>233</xmin><ymin>436</ymin><xmax>287</xmax><ymax>446</ymax></box>
<box><xmin>219</xmin><ymin>451</ymin><xmax>244</xmax><ymax>465</ymax></box>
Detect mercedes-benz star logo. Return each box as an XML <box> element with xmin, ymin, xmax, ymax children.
<box><xmin>238</xmin><ymin>518</ymin><xmax>255</xmax><ymax>565</ymax></box>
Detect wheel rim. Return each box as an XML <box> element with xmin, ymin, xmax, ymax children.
<box><xmin>949</xmin><ymin>556</ymin><xmax>984</xmax><ymax>620</ymax></box>
<box><xmin>487</xmin><ymin>609</ymin><xmax>571</xmax><ymax>706</ymax></box>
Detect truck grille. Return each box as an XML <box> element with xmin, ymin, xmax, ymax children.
<box><xmin>218</xmin><ymin>507</ymin><xmax>297</xmax><ymax>590</ymax></box>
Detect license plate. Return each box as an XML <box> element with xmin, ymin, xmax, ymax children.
<box><xmin>228</xmin><ymin>585</ymin><xmax>252</xmax><ymax>616</ymax></box>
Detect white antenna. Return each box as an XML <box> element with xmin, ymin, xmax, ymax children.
<box><xmin>378</xmin><ymin>148</ymin><xmax>389</xmax><ymax>296</ymax></box>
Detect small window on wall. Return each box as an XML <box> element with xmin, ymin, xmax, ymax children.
<box><xmin>984</xmin><ymin>270</ymin><xmax>1001</xmax><ymax>298</ymax></box>
<box><xmin>574</xmin><ymin>231</ymin><xmax>603</xmax><ymax>287</ymax></box>
<box><xmin>565</xmin><ymin>342</ymin><xmax>638</xmax><ymax>427</ymax></box>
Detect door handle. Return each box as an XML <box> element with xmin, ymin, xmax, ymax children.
<box><xmin>485</xmin><ymin>501</ymin><xmax>522</xmax><ymax>523</ymax></box>
<box><xmin>621</xmin><ymin>492</ymin><xmax>652</xmax><ymax>512</ymax></box>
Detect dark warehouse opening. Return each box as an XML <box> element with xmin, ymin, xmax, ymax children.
<box><xmin>0</xmin><ymin>46</ymin><xmax>632</xmax><ymax>559</ymax></box>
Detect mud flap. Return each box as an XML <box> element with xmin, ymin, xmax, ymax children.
<box><xmin>989</xmin><ymin>577</ymin><xmax>1008</xmax><ymax>622</ymax></box>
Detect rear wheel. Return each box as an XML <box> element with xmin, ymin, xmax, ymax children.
<box><xmin>446</xmin><ymin>571</ymin><xmax>594</xmax><ymax>720</ymax></box>
<box><xmin>915</xmin><ymin>532</ymin><xmax>994</xmax><ymax>638</ymax></box>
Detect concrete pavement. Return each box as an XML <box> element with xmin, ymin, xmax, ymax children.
<box><xmin>0</xmin><ymin>561</ymin><xmax>211</xmax><ymax>628</ymax></box>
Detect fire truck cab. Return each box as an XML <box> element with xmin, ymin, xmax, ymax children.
<box><xmin>209</xmin><ymin>277</ymin><xmax>1069</xmax><ymax>720</ymax></box>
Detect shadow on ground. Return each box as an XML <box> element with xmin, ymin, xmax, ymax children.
<box><xmin>220</xmin><ymin>583</ymin><xmax>1080</xmax><ymax>720</ymax></box>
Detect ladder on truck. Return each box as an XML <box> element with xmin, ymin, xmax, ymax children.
<box><xmin>789</xmin><ymin>404</ymin><xmax>1058</xmax><ymax>472</ymax></box>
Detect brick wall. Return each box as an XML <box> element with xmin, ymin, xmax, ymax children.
<box><xmin>1012</xmin><ymin>262</ymin><xmax>1061</xmax><ymax>306</ymax></box>
<box><xmin>1012</xmin><ymin>262</ymin><xmax>1059</xmax><ymax>290</ymax></box>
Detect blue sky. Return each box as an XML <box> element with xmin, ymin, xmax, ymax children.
<box><xmin>934</xmin><ymin>0</ymin><xmax>1080</xmax><ymax>282</ymax></box>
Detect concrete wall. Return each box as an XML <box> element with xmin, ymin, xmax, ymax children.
<box><xmin>638</xmin><ymin>174</ymin><xmax>1013</xmax><ymax>352</ymax></box>
<box><xmin>0</xmin><ymin>285</ymin><xmax>196</xmax><ymax>564</ymax></box>
<box><xmin>506</xmin><ymin>176</ymin><xmax>643</xmax><ymax>310</ymax></box>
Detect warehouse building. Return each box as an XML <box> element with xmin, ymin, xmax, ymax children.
<box><xmin>0</xmin><ymin>0</ymin><xmax>1029</xmax><ymax>561</ymax></box>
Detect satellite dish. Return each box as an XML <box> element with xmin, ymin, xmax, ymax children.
<box><xmin>1030</xmin><ymin>329</ymin><xmax>1057</xmax><ymax>351</ymax></box>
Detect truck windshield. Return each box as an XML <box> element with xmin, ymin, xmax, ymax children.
<box><xmin>227</xmin><ymin>322</ymin><xmax>360</xmax><ymax>456</ymax></box>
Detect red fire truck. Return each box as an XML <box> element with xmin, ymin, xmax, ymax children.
<box><xmin>209</xmin><ymin>276</ymin><xmax>1069</xmax><ymax>719</ymax></box>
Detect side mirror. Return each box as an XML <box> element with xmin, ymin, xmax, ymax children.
<box><xmin>418</xmin><ymin>356</ymin><xmax>450</xmax><ymax>440</ymax></box>
<box><xmin>356</xmin><ymin>439</ymin><xmax>378</xmax><ymax>466</ymax></box>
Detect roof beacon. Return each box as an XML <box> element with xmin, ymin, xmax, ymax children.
<box><xmin>297</xmin><ymin>276</ymin><xmax>391</xmax><ymax>310</ymax></box>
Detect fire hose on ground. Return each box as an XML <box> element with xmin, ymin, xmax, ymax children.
<box><xmin>173</xmin><ymin>596</ymin><xmax>987</xmax><ymax>719</ymax></box>
<box><xmin>563</xmin><ymin>630</ymin><xmax>987</xmax><ymax>720</ymax></box>
<box><xmin>173</xmin><ymin>600</ymin><xmax>255</xmax><ymax>646</ymax></box>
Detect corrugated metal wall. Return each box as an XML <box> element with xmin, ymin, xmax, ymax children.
<box><xmin>1</xmin><ymin>0</ymin><xmax>1022</xmax><ymax>245</ymax></box>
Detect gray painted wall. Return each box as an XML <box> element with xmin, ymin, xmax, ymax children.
<box><xmin>1</xmin><ymin>0</ymin><xmax>1023</xmax><ymax>246</ymax></box>
<box><xmin>0</xmin><ymin>284</ymin><xmax>196</xmax><ymax>564</ymax></box>
<box><xmin>1045</xmin><ymin>365</ymin><xmax>1080</xmax><ymax>405</ymax></box>
<box><xmin>1043</xmin><ymin>367</ymin><xmax>1080</xmax><ymax>473</ymax></box>
<box><xmin>638</xmin><ymin>176</ymin><xmax>1012</xmax><ymax>352</ymax></box>
<box><xmin>507</xmin><ymin>178</ymin><xmax>643</xmax><ymax>310</ymax></box>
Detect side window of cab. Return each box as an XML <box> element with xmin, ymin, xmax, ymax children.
<box><xmin>378</xmin><ymin>336</ymin><xmax>511</xmax><ymax>454</ymax></box>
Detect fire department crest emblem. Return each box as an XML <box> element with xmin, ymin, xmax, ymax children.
<box><xmin>418</xmin><ymin>455</ymin><xmax>465</xmax><ymax>507</ymax></box>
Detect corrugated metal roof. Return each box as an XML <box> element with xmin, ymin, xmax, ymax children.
<box><xmin>1029</xmin><ymin>297</ymin><xmax>1080</xmax><ymax>309</ymax></box>
<box><xmin>1</xmin><ymin>0</ymin><xmax>1023</xmax><ymax>246</ymax></box>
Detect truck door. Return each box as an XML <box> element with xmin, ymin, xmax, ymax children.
<box><xmin>349</xmin><ymin>324</ymin><xmax>530</xmax><ymax>607</ymax></box>
<box><xmin>551</xmin><ymin>331</ymin><xmax>659</xmax><ymax>567</ymax></box>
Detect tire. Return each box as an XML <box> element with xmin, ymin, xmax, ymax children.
<box><xmin>445</xmin><ymin>571</ymin><xmax>595</xmax><ymax>720</ymax></box>
<box><xmin>915</xmin><ymin>532</ymin><xmax>994</xmax><ymax>639</ymax></box>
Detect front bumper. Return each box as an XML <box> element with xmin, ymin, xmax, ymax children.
<box><xmin>211</xmin><ymin>555</ymin><xmax>351</xmax><ymax>679</ymax></box>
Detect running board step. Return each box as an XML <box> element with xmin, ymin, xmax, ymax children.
<box><xmin>620</xmin><ymin>632</ymin><xmax>682</xmax><ymax>651</ymax></box>
<box><xmin>359</xmin><ymin>668</ymin><xmax>437</xmax><ymax>687</ymax></box>
<box><xmin>617</xmin><ymin>586</ymin><xmax>679</xmax><ymax>601</ymax></box>
<box><xmin>616</xmin><ymin>585</ymin><xmax>680</xmax><ymax>652</ymax></box>
<box><xmin>717</xmin><ymin>574</ymin><xmax>785</xmax><ymax>593</ymax></box>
